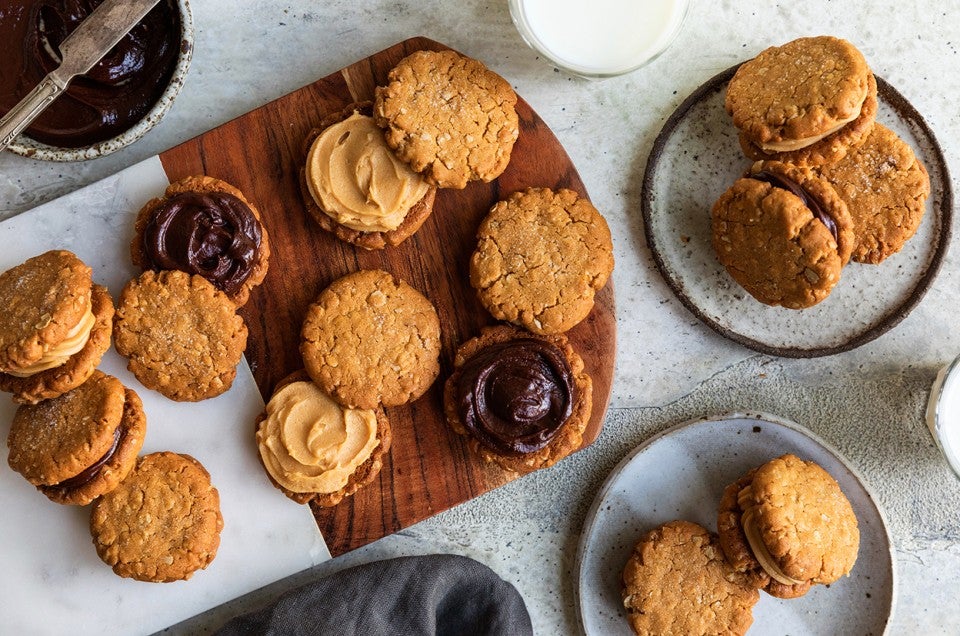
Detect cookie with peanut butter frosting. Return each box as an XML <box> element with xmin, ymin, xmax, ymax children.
<box><xmin>374</xmin><ymin>49</ymin><xmax>520</xmax><ymax>189</ymax></box>
<box><xmin>7</xmin><ymin>370</ymin><xmax>146</xmax><ymax>505</ymax></box>
<box><xmin>255</xmin><ymin>370</ymin><xmax>391</xmax><ymax>507</ymax></box>
<box><xmin>621</xmin><ymin>520</ymin><xmax>759</xmax><ymax>636</ymax></box>
<box><xmin>300</xmin><ymin>102</ymin><xmax>437</xmax><ymax>250</ymax></box>
<box><xmin>711</xmin><ymin>160</ymin><xmax>853</xmax><ymax>309</ymax></box>
<box><xmin>300</xmin><ymin>269</ymin><xmax>441</xmax><ymax>409</ymax></box>
<box><xmin>470</xmin><ymin>187</ymin><xmax>614</xmax><ymax>335</ymax></box>
<box><xmin>0</xmin><ymin>250</ymin><xmax>114</xmax><ymax>404</ymax></box>
<box><xmin>113</xmin><ymin>270</ymin><xmax>248</xmax><ymax>401</ymax></box>
<box><xmin>131</xmin><ymin>175</ymin><xmax>271</xmax><ymax>307</ymax></box>
<box><xmin>90</xmin><ymin>451</ymin><xmax>223</xmax><ymax>582</ymax></box>
<box><xmin>727</xmin><ymin>36</ymin><xmax>877</xmax><ymax>166</ymax></box>
<box><xmin>443</xmin><ymin>325</ymin><xmax>592</xmax><ymax>474</ymax></box>
<box><xmin>717</xmin><ymin>454</ymin><xmax>860</xmax><ymax>599</ymax></box>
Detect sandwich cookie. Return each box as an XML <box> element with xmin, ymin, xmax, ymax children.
<box><xmin>711</xmin><ymin>160</ymin><xmax>854</xmax><ymax>309</ymax></box>
<box><xmin>255</xmin><ymin>370</ymin><xmax>391</xmax><ymax>507</ymax></box>
<box><xmin>90</xmin><ymin>451</ymin><xmax>223</xmax><ymax>582</ymax></box>
<box><xmin>717</xmin><ymin>454</ymin><xmax>860</xmax><ymax>599</ymax></box>
<box><xmin>7</xmin><ymin>370</ymin><xmax>146</xmax><ymax>505</ymax></box>
<box><xmin>131</xmin><ymin>175</ymin><xmax>271</xmax><ymax>307</ymax></box>
<box><xmin>300</xmin><ymin>101</ymin><xmax>437</xmax><ymax>250</ymax></box>
<box><xmin>0</xmin><ymin>250</ymin><xmax>114</xmax><ymax>404</ymax></box>
<box><xmin>621</xmin><ymin>520</ymin><xmax>759</xmax><ymax>636</ymax></box>
<box><xmin>444</xmin><ymin>325</ymin><xmax>592</xmax><ymax>474</ymax></box>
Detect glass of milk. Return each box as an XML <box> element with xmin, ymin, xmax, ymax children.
<box><xmin>509</xmin><ymin>0</ymin><xmax>689</xmax><ymax>78</ymax></box>
<box><xmin>926</xmin><ymin>354</ymin><xmax>960</xmax><ymax>479</ymax></box>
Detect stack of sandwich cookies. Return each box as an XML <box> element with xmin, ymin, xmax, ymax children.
<box><xmin>0</xmin><ymin>250</ymin><xmax>114</xmax><ymax>404</ymax></box>
<box><xmin>6</xmin><ymin>370</ymin><xmax>146</xmax><ymax>506</ymax></box>
<box><xmin>443</xmin><ymin>325</ymin><xmax>592</xmax><ymax>474</ymax></box>
<box><xmin>300</xmin><ymin>102</ymin><xmax>437</xmax><ymax>250</ymax></box>
<box><xmin>131</xmin><ymin>175</ymin><xmax>271</xmax><ymax>307</ymax></box>
<box><xmin>255</xmin><ymin>370</ymin><xmax>392</xmax><ymax>507</ymax></box>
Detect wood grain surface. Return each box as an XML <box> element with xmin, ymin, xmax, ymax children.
<box><xmin>159</xmin><ymin>37</ymin><xmax>616</xmax><ymax>556</ymax></box>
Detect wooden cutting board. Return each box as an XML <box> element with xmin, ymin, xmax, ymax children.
<box><xmin>159</xmin><ymin>36</ymin><xmax>616</xmax><ymax>556</ymax></box>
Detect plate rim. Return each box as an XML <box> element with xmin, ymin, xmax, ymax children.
<box><xmin>641</xmin><ymin>64</ymin><xmax>953</xmax><ymax>358</ymax></box>
<box><xmin>574</xmin><ymin>410</ymin><xmax>897</xmax><ymax>635</ymax></box>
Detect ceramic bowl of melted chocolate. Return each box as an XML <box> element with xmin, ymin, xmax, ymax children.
<box><xmin>0</xmin><ymin>0</ymin><xmax>194</xmax><ymax>161</ymax></box>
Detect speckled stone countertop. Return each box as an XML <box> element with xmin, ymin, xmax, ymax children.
<box><xmin>3</xmin><ymin>1</ymin><xmax>959</xmax><ymax>633</ymax></box>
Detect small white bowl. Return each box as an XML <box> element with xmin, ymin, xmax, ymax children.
<box><xmin>926</xmin><ymin>354</ymin><xmax>960</xmax><ymax>479</ymax></box>
<box><xmin>7</xmin><ymin>0</ymin><xmax>194</xmax><ymax>162</ymax></box>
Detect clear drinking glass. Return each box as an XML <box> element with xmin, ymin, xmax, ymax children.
<box><xmin>926</xmin><ymin>354</ymin><xmax>960</xmax><ymax>479</ymax></box>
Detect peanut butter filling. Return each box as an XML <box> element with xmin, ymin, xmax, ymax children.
<box><xmin>4</xmin><ymin>295</ymin><xmax>95</xmax><ymax>377</ymax></box>
<box><xmin>738</xmin><ymin>485</ymin><xmax>806</xmax><ymax>586</ymax></box>
<box><xmin>257</xmin><ymin>380</ymin><xmax>379</xmax><ymax>494</ymax></box>
<box><xmin>305</xmin><ymin>112</ymin><xmax>430</xmax><ymax>233</ymax></box>
<box><xmin>759</xmin><ymin>107</ymin><xmax>862</xmax><ymax>152</ymax></box>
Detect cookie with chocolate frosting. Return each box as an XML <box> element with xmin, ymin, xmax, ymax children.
<box><xmin>113</xmin><ymin>270</ymin><xmax>248</xmax><ymax>401</ymax></box>
<box><xmin>374</xmin><ymin>49</ymin><xmax>520</xmax><ymax>189</ymax></box>
<box><xmin>255</xmin><ymin>370</ymin><xmax>391</xmax><ymax>507</ymax></box>
<box><xmin>131</xmin><ymin>175</ymin><xmax>271</xmax><ymax>307</ymax></box>
<box><xmin>727</xmin><ymin>36</ymin><xmax>877</xmax><ymax>166</ymax></box>
<box><xmin>7</xmin><ymin>370</ymin><xmax>146</xmax><ymax>505</ymax></box>
<box><xmin>621</xmin><ymin>520</ymin><xmax>759</xmax><ymax>636</ymax></box>
<box><xmin>717</xmin><ymin>454</ymin><xmax>860</xmax><ymax>599</ymax></box>
<box><xmin>470</xmin><ymin>187</ymin><xmax>614</xmax><ymax>334</ymax></box>
<box><xmin>443</xmin><ymin>324</ymin><xmax>592</xmax><ymax>474</ymax></box>
<box><xmin>90</xmin><ymin>451</ymin><xmax>223</xmax><ymax>582</ymax></box>
<box><xmin>711</xmin><ymin>160</ymin><xmax>854</xmax><ymax>309</ymax></box>
<box><xmin>300</xmin><ymin>102</ymin><xmax>437</xmax><ymax>250</ymax></box>
<box><xmin>817</xmin><ymin>123</ymin><xmax>930</xmax><ymax>264</ymax></box>
<box><xmin>0</xmin><ymin>250</ymin><xmax>114</xmax><ymax>404</ymax></box>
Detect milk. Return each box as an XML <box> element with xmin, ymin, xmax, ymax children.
<box><xmin>513</xmin><ymin>0</ymin><xmax>688</xmax><ymax>76</ymax></box>
<box><xmin>927</xmin><ymin>358</ymin><xmax>960</xmax><ymax>478</ymax></box>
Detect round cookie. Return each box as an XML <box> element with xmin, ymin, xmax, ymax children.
<box><xmin>443</xmin><ymin>325</ymin><xmax>592</xmax><ymax>474</ymax></box>
<box><xmin>817</xmin><ymin>123</ymin><xmax>930</xmax><ymax>264</ymax></box>
<box><xmin>726</xmin><ymin>36</ymin><xmax>875</xmax><ymax>166</ymax></box>
<box><xmin>255</xmin><ymin>370</ymin><xmax>392</xmax><ymax>507</ymax></box>
<box><xmin>373</xmin><ymin>49</ymin><xmax>520</xmax><ymax>189</ymax></box>
<box><xmin>131</xmin><ymin>175</ymin><xmax>271</xmax><ymax>307</ymax></box>
<box><xmin>717</xmin><ymin>454</ymin><xmax>860</xmax><ymax>599</ymax></box>
<box><xmin>711</xmin><ymin>161</ymin><xmax>853</xmax><ymax>309</ymax></box>
<box><xmin>7</xmin><ymin>370</ymin><xmax>146</xmax><ymax>505</ymax></box>
<box><xmin>470</xmin><ymin>187</ymin><xmax>614</xmax><ymax>334</ymax></box>
<box><xmin>301</xmin><ymin>269</ymin><xmax>441</xmax><ymax>409</ymax></box>
<box><xmin>0</xmin><ymin>250</ymin><xmax>113</xmax><ymax>403</ymax></box>
<box><xmin>621</xmin><ymin>520</ymin><xmax>759</xmax><ymax>636</ymax></box>
<box><xmin>299</xmin><ymin>102</ymin><xmax>438</xmax><ymax>250</ymax></box>
<box><xmin>90</xmin><ymin>452</ymin><xmax>223</xmax><ymax>582</ymax></box>
<box><xmin>113</xmin><ymin>270</ymin><xmax>249</xmax><ymax>401</ymax></box>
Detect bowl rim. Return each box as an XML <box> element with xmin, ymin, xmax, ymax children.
<box><xmin>6</xmin><ymin>0</ymin><xmax>194</xmax><ymax>162</ymax></box>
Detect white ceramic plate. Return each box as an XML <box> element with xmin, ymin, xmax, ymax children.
<box><xmin>642</xmin><ymin>67</ymin><xmax>952</xmax><ymax>357</ymax></box>
<box><xmin>576</xmin><ymin>412</ymin><xmax>894</xmax><ymax>635</ymax></box>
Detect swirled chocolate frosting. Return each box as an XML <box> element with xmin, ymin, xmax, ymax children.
<box><xmin>456</xmin><ymin>338</ymin><xmax>575</xmax><ymax>456</ymax></box>
<box><xmin>142</xmin><ymin>191</ymin><xmax>263</xmax><ymax>296</ymax></box>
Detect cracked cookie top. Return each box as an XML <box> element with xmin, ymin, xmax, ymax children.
<box><xmin>470</xmin><ymin>187</ymin><xmax>613</xmax><ymax>334</ymax></box>
<box><xmin>373</xmin><ymin>49</ymin><xmax>519</xmax><ymax>189</ymax></box>
<box><xmin>300</xmin><ymin>269</ymin><xmax>441</xmax><ymax>409</ymax></box>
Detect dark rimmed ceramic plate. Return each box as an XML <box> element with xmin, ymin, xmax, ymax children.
<box><xmin>575</xmin><ymin>412</ymin><xmax>895</xmax><ymax>635</ymax></box>
<box><xmin>642</xmin><ymin>66</ymin><xmax>952</xmax><ymax>357</ymax></box>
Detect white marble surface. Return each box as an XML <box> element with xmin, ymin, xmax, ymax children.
<box><xmin>1</xmin><ymin>1</ymin><xmax>959</xmax><ymax>634</ymax></box>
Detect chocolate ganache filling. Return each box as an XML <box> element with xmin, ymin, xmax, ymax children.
<box><xmin>0</xmin><ymin>0</ymin><xmax>181</xmax><ymax>148</ymax></box>
<box><xmin>41</xmin><ymin>425</ymin><xmax>122</xmax><ymax>496</ymax></box>
<box><xmin>143</xmin><ymin>191</ymin><xmax>263</xmax><ymax>296</ymax></box>
<box><xmin>751</xmin><ymin>170</ymin><xmax>839</xmax><ymax>243</ymax></box>
<box><xmin>457</xmin><ymin>338</ymin><xmax>575</xmax><ymax>456</ymax></box>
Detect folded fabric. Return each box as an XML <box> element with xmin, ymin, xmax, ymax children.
<box><xmin>214</xmin><ymin>554</ymin><xmax>533</xmax><ymax>636</ymax></box>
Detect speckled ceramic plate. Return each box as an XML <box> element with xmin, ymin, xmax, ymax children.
<box><xmin>575</xmin><ymin>412</ymin><xmax>894</xmax><ymax>635</ymax></box>
<box><xmin>642</xmin><ymin>66</ymin><xmax>952</xmax><ymax>357</ymax></box>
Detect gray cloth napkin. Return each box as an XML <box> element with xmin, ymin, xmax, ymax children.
<box><xmin>214</xmin><ymin>554</ymin><xmax>533</xmax><ymax>636</ymax></box>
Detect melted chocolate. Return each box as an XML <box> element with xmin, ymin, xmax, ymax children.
<box><xmin>0</xmin><ymin>0</ymin><xmax>181</xmax><ymax>148</ymax></box>
<box><xmin>142</xmin><ymin>191</ymin><xmax>263</xmax><ymax>296</ymax></box>
<box><xmin>41</xmin><ymin>425</ymin><xmax>122</xmax><ymax>496</ymax></box>
<box><xmin>456</xmin><ymin>338</ymin><xmax>575</xmax><ymax>456</ymax></box>
<box><xmin>752</xmin><ymin>170</ymin><xmax>839</xmax><ymax>243</ymax></box>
